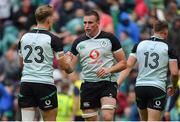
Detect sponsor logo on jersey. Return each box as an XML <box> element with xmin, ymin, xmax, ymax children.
<box><xmin>88</xmin><ymin>50</ymin><xmax>103</xmax><ymax>64</ymax></box>
<box><xmin>89</xmin><ymin>50</ymin><xmax>100</xmax><ymax>60</ymax></box>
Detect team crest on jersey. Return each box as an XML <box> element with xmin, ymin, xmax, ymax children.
<box><xmin>101</xmin><ymin>40</ymin><xmax>108</xmax><ymax>47</ymax></box>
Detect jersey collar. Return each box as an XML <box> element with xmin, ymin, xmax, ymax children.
<box><xmin>150</xmin><ymin>35</ymin><xmax>164</xmax><ymax>42</ymax></box>
<box><xmin>86</xmin><ymin>29</ymin><xmax>101</xmax><ymax>39</ymax></box>
<box><xmin>33</xmin><ymin>27</ymin><xmax>48</xmax><ymax>31</ymax></box>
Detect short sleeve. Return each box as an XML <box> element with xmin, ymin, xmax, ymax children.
<box><xmin>108</xmin><ymin>33</ymin><xmax>122</xmax><ymax>52</ymax></box>
<box><xmin>51</xmin><ymin>35</ymin><xmax>64</xmax><ymax>53</ymax></box>
<box><xmin>18</xmin><ymin>39</ymin><xmax>22</xmax><ymax>57</ymax></box>
<box><xmin>131</xmin><ymin>44</ymin><xmax>138</xmax><ymax>53</ymax></box>
<box><xmin>168</xmin><ymin>46</ymin><xmax>178</xmax><ymax>61</ymax></box>
<box><xmin>129</xmin><ymin>43</ymin><xmax>138</xmax><ymax>57</ymax></box>
<box><xmin>71</xmin><ymin>39</ymin><xmax>79</xmax><ymax>56</ymax></box>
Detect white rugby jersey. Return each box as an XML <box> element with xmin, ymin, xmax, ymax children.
<box><xmin>71</xmin><ymin>31</ymin><xmax>122</xmax><ymax>82</ymax></box>
<box><xmin>18</xmin><ymin>28</ymin><xmax>63</xmax><ymax>85</ymax></box>
<box><xmin>130</xmin><ymin>36</ymin><xmax>178</xmax><ymax>92</ymax></box>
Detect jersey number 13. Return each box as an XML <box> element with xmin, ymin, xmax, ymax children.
<box><xmin>144</xmin><ymin>52</ymin><xmax>159</xmax><ymax>69</ymax></box>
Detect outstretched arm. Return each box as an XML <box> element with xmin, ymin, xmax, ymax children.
<box><xmin>117</xmin><ymin>55</ymin><xmax>137</xmax><ymax>86</ymax></box>
<box><xmin>56</xmin><ymin>52</ymin><xmax>76</xmax><ymax>74</ymax></box>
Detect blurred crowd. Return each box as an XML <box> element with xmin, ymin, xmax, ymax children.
<box><xmin>0</xmin><ymin>0</ymin><xmax>179</xmax><ymax>121</ymax></box>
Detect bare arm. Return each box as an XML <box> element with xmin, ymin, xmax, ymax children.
<box><xmin>169</xmin><ymin>60</ymin><xmax>179</xmax><ymax>88</ymax></box>
<box><xmin>71</xmin><ymin>95</ymin><xmax>79</xmax><ymax>119</ymax></box>
<box><xmin>117</xmin><ymin>55</ymin><xmax>137</xmax><ymax>86</ymax></box>
<box><xmin>110</xmin><ymin>49</ymin><xmax>127</xmax><ymax>73</ymax></box>
<box><xmin>58</xmin><ymin>53</ymin><xmax>78</xmax><ymax>74</ymax></box>
<box><xmin>96</xmin><ymin>49</ymin><xmax>127</xmax><ymax>78</ymax></box>
<box><xmin>19</xmin><ymin>56</ymin><xmax>24</xmax><ymax>69</ymax></box>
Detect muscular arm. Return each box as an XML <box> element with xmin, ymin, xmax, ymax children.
<box><xmin>19</xmin><ymin>57</ymin><xmax>24</xmax><ymax>69</ymax></box>
<box><xmin>56</xmin><ymin>52</ymin><xmax>75</xmax><ymax>74</ymax></box>
<box><xmin>96</xmin><ymin>49</ymin><xmax>127</xmax><ymax>78</ymax></box>
<box><xmin>117</xmin><ymin>55</ymin><xmax>137</xmax><ymax>86</ymax></box>
<box><xmin>110</xmin><ymin>49</ymin><xmax>127</xmax><ymax>73</ymax></box>
<box><xmin>169</xmin><ymin>60</ymin><xmax>179</xmax><ymax>88</ymax></box>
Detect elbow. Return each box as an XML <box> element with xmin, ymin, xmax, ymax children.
<box><xmin>65</xmin><ymin>68</ymin><xmax>74</xmax><ymax>74</ymax></box>
<box><xmin>171</xmin><ymin>70</ymin><xmax>179</xmax><ymax>78</ymax></box>
<box><xmin>121</xmin><ymin>60</ymin><xmax>127</xmax><ymax>71</ymax></box>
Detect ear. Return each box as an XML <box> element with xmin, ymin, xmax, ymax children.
<box><xmin>47</xmin><ymin>17</ymin><xmax>50</xmax><ymax>25</ymax></box>
<box><xmin>97</xmin><ymin>20</ymin><xmax>100</xmax><ymax>25</ymax></box>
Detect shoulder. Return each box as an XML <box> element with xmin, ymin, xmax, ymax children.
<box><xmin>73</xmin><ymin>33</ymin><xmax>88</xmax><ymax>46</ymax></box>
<box><xmin>98</xmin><ymin>31</ymin><xmax>115</xmax><ymax>39</ymax></box>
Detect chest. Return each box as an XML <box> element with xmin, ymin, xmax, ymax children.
<box><xmin>76</xmin><ymin>39</ymin><xmax>112</xmax><ymax>58</ymax></box>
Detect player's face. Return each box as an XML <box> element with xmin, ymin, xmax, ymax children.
<box><xmin>84</xmin><ymin>15</ymin><xmax>99</xmax><ymax>36</ymax></box>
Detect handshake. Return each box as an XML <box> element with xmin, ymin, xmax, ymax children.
<box><xmin>64</xmin><ymin>51</ymin><xmax>73</xmax><ymax>64</ymax></box>
<box><xmin>57</xmin><ymin>51</ymin><xmax>74</xmax><ymax>74</ymax></box>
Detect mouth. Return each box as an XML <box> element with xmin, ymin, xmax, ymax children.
<box><xmin>85</xmin><ymin>29</ymin><xmax>91</xmax><ymax>32</ymax></box>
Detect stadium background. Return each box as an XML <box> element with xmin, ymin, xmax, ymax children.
<box><xmin>0</xmin><ymin>0</ymin><xmax>179</xmax><ymax>121</ymax></box>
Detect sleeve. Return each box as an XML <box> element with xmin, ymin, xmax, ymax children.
<box><xmin>51</xmin><ymin>35</ymin><xmax>64</xmax><ymax>53</ymax></box>
<box><xmin>131</xmin><ymin>44</ymin><xmax>138</xmax><ymax>53</ymax></box>
<box><xmin>18</xmin><ymin>39</ymin><xmax>22</xmax><ymax>57</ymax></box>
<box><xmin>168</xmin><ymin>46</ymin><xmax>178</xmax><ymax>61</ymax></box>
<box><xmin>70</xmin><ymin>39</ymin><xmax>79</xmax><ymax>56</ymax></box>
<box><xmin>108</xmin><ymin>33</ymin><xmax>122</xmax><ymax>52</ymax></box>
<box><xmin>129</xmin><ymin>43</ymin><xmax>138</xmax><ymax>57</ymax></box>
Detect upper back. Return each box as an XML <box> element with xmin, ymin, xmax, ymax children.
<box><xmin>133</xmin><ymin>37</ymin><xmax>172</xmax><ymax>82</ymax></box>
<box><xmin>18</xmin><ymin>28</ymin><xmax>63</xmax><ymax>84</ymax></box>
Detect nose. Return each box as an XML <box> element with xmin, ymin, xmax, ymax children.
<box><xmin>85</xmin><ymin>23</ymin><xmax>89</xmax><ymax>28</ymax></box>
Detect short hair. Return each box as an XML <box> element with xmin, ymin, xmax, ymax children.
<box><xmin>84</xmin><ymin>10</ymin><xmax>100</xmax><ymax>22</ymax></box>
<box><xmin>153</xmin><ymin>21</ymin><xmax>168</xmax><ymax>32</ymax></box>
<box><xmin>35</xmin><ymin>5</ymin><xmax>53</xmax><ymax>23</ymax></box>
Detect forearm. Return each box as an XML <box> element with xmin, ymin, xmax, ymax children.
<box><xmin>109</xmin><ymin>60</ymin><xmax>126</xmax><ymax>73</ymax></box>
<box><xmin>58</xmin><ymin>57</ymin><xmax>74</xmax><ymax>74</ymax></box>
<box><xmin>171</xmin><ymin>75</ymin><xmax>179</xmax><ymax>88</ymax></box>
<box><xmin>71</xmin><ymin>97</ymin><xmax>79</xmax><ymax>117</ymax></box>
<box><xmin>117</xmin><ymin>67</ymin><xmax>132</xmax><ymax>86</ymax></box>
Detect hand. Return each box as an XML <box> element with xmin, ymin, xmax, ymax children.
<box><xmin>65</xmin><ymin>51</ymin><xmax>73</xmax><ymax>63</ymax></box>
<box><xmin>96</xmin><ymin>67</ymin><xmax>110</xmax><ymax>78</ymax></box>
<box><xmin>167</xmin><ymin>86</ymin><xmax>175</xmax><ymax>96</ymax></box>
<box><xmin>164</xmin><ymin>111</ymin><xmax>170</xmax><ymax>121</ymax></box>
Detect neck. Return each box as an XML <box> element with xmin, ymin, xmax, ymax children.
<box><xmin>87</xmin><ymin>29</ymin><xmax>100</xmax><ymax>38</ymax></box>
<box><xmin>153</xmin><ymin>33</ymin><xmax>164</xmax><ymax>39</ymax></box>
<box><xmin>36</xmin><ymin>23</ymin><xmax>50</xmax><ymax>30</ymax></box>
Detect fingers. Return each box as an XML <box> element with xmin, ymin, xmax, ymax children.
<box><xmin>96</xmin><ymin>68</ymin><xmax>110</xmax><ymax>78</ymax></box>
<box><xmin>65</xmin><ymin>51</ymin><xmax>73</xmax><ymax>63</ymax></box>
<box><xmin>167</xmin><ymin>89</ymin><xmax>175</xmax><ymax>96</ymax></box>
<box><xmin>96</xmin><ymin>68</ymin><xmax>106</xmax><ymax>78</ymax></box>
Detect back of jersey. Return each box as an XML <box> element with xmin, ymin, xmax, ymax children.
<box><xmin>19</xmin><ymin>29</ymin><xmax>63</xmax><ymax>85</ymax></box>
<box><xmin>134</xmin><ymin>37</ymin><xmax>170</xmax><ymax>91</ymax></box>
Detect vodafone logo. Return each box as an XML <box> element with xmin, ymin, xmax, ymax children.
<box><xmin>89</xmin><ymin>50</ymin><xmax>100</xmax><ymax>60</ymax></box>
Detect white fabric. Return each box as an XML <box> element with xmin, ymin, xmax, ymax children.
<box><xmin>82</xmin><ymin>111</ymin><xmax>98</xmax><ymax>118</ymax></box>
<box><xmin>21</xmin><ymin>109</ymin><xmax>35</xmax><ymax>121</ymax></box>
<box><xmin>101</xmin><ymin>104</ymin><xmax>116</xmax><ymax>110</ymax></box>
